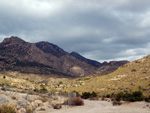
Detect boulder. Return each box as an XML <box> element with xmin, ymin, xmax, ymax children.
<box><xmin>0</xmin><ymin>97</ymin><xmax>9</xmax><ymax>104</ymax></box>
<box><xmin>17</xmin><ymin>100</ymin><xmax>30</xmax><ymax>108</ymax></box>
<box><xmin>52</xmin><ymin>104</ymin><xmax>62</xmax><ymax>109</ymax></box>
<box><xmin>30</xmin><ymin>100</ymin><xmax>43</xmax><ymax>109</ymax></box>
<box><xmin>34</xmin><ymin>100</ymin><xmax>43</xmax><ymax>107</ymax></box>
<box><xmin>17</xmin><ymin>108</ymin><xmax>26</xmax><ymax>113</ymax></box>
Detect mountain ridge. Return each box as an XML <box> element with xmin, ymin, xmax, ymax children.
<box><xmin>70</xmin><ymin>52</ymin><xmax>101</xmax><ymax>67</ymax></box>
<box><xmin>0</xmin><ymin>36</ymin><xmax>128</xmax><ymax>77</ymax></box>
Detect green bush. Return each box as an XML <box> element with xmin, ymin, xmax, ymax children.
<box><xmin>115</xmin><ymin>92</ymin><xmax>124</xmax><ymax>101</ymax></box>
<box><xmin>81</xmin><ymin>92</ymin><xmax>91</xmax><ymax>99</ymax></box>
<box><xmin>81</xmin><ymin>91</ymin><xmax>97</xmax><ymax>99</ymax></box>
<box><xmin>91</xmin><ymin>91</ymin><xmax>97</xmax><ymax>98</ymax></box>
<box><xmin>111</xmin><ymin>91</ymin><xmax>144</xmax><ymax>102</ymax></box>
<box><xmin>39</xmin><ymin>86</ymin><xmax>48</xmax><ymax>93</ymax></box>
<box><xmin>112</xmin><ymin>100</ymin><xmax>122</xmax><ymax>106</ymax></box>
<box><xmin>129</xmin><ymin>91</ymin><xmax>144</xmax><ymax>102</ymax></box>
<box><xmin>0</xmin><ymin>104</ymin><xmax>16</xmax><ymax>113</ymax></box>
<box><xmin>106</xmin><ymin>94</ymin><xmax>111</xmax><ymax>98</ymax></box>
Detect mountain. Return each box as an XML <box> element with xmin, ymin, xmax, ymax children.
<box><xmin>0</xmin><ymin>36</ymin><xmax>97</xmax><ymax>77</ymax></box>
<box><xmin>0</xmin><ymin>36</ymin><xmax>128</xmax><ymax>77</ymax></box>
<box><xmin>70</xmin><ymin>52</ymin><xmax>101</xmax><ymax>67</ymax></box>
<box><xmin>64</xmin><ymin>55</ymin><xmax>150</xmax><ymax>96</ymax></box>
<box><xmin>70</xmin><ymin>52</ymin><xmax>129</xmax><ymax>75</ymax></box>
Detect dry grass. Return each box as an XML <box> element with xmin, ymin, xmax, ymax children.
<box><xmin>64</xmin><ymin>55</ymin><xmax>150</xmax><ymax>96</ymax></box>
<box><xmin>71</xmin><ymin>97</ymin><xmax>84</xmax><ymax>106</ymax></box>
<box><xmin>0</xmin><ymin>103</ymin><xmax>16</xmax><ymax>113</ymax></box>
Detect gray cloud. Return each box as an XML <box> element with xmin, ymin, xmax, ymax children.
<box><xmin>0</xmin><ymin>0</ymin><xmax>150</xmax><ymax>62</ymax></box>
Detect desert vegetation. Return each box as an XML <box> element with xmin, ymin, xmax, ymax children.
<box><xmin>81</xmin><ymin>91</ymin><xmax>97</xmax><ymax>99</ymax></box>
<box><xmin>0</xmin><ymin>103</ymin><xmax>16</xmax><ymax>113</ymax></box>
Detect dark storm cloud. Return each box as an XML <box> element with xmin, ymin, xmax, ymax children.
<box><xmin>0</xmin><ymin>0</ymin><xmax>150</xmax><ymax>62</ymax></box>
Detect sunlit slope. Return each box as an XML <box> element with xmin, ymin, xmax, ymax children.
<box><xmin>65</xmin><ymin>55</ymin><xmax>150</xmax><ymax>96</ymax></box>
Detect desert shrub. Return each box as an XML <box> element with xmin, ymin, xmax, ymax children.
<box><xmin>115</xmin><ymin>92</ymin><xmax>124</xmax><ymax>101</ymax></box>
<box><xmin>81</xmin><ymin>91</ymin><xmax>97</xmax><ymax>99</ymax></box>
<box><xmin>41</xmin><ymin>96</ymin><xmax>49</xmax><ymax>102</ymax></box>
<box><xmin>33</xmin><ymin>88</ymin><xmax>39</xmax><ymax>92</ymax></box>
<box><xmin>106</xmin><ymin>94</ymin><xmax>111</xmax><ymax>98</ymax></box>
<box><xmin>145</xmin><ymin>96</ymin><xmax>150</xmax><ymax>102</ymax></box>
<box><xmin>71</xmin><ymin>97</ymin><xmax>84</xmax><ymax>106</ymax></box>
<box><xmin>11</xmin><ymin>96</ymin><xmax>16</xmax><ymax>100</ymax></box>
<box><xmin>81</xmin><ymin>92</ymin><xmax>91</xmax><ymax>99</ymax></box>
<box><xmin>129</xmin><ymin>91</ymin><xmax>144</xmax><ymax>102</ymax></box>
<box><xmin>111</xmin><ymin>91</ymin><xmax>144</xmax><ymax>102</ymax></box>
<box><xmin>131</xmin><ymin>69</ymin><xmax>136</xmax><ymax>72</ymax></box>
<box><xmin>63</xmin><ymin>97</ymin><xmax>84</xmax><ymax>106</ymax></box>
<box><xmin>0</xmin><ymin>104</ymin><xmax>16</xmax><ymax>113</ymax></box>
<box><xmin>26</xmin><ymin>108</ymin><xmax>33</xmax><ymax>113</ymax></box>
<box><xmin>3</xmin><ymin>76</ymin><xmax>6</xmax><ymax>79</ymax></box>
<box><xmin>112</xmin><ymin>100</ymin><xmax>122</xmax><ymax>106</ymax></box>
<box><xmin>39</xmin><ymin>87</ymin><xmax>48</xmax><ymax>93</ymax></box>
<box><xmin>90</xmin><ymin>91</ymin><xmax>97</xmax><ymax>98</ymax></box>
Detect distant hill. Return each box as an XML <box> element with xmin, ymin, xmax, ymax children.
<box><xmin>0</xmin><ymin>36</ymin><xmax>128</xmax><ymax>77</ymax></box>
<box><xmin>65</xmin><ymin>55</ymin><xmax>150</xmax><ymax>96</ymax></box>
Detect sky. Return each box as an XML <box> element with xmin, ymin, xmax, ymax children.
<box><xmin>0</xmin><ymin>0</ymin><xmax>150</xmax><ymax>62</ymax></box>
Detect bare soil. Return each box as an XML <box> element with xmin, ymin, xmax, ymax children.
<box><xmin>36</xmin><ymin>100</ymin><xmax>150</xmax><ymax>113</ymax></box>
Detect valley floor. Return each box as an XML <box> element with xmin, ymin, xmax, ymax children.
<box><xmin>37</xmin><ymin>100</ymin><xmax>150</xmax><ymax>113</ymax></box>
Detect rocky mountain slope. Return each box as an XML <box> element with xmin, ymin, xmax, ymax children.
<box><xmin>0</xmin><ymin>36</ymin><xmax>97</xmax><ymax>77</ymax></box>
<box><xmin>0</xmin><ymin>36</ymin><xmax>128</xmax><ymax>77</ymax></box>
<box><xmin>70</xmin><ymin>52</ymin><xmax>101</xmax><ymax>67</ymax></box>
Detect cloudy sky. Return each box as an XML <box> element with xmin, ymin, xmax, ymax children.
<box><xmin>0</xmin><ymin>0</ymin><xmax>150</xmax><ymax>62</ymax></box>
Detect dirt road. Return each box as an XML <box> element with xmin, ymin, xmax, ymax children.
<box><xmin>37</xmin><ymin>100</ymin><xmax>150</xmax><ymax>113</ymax></box>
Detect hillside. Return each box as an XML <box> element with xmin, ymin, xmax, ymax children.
<box><xmin>64</xmin><ymin>55</ymin><xmax>150</xmax><ymax>96</ymax></box>
<box><xmin>0</xmin><ymin>53</ymin><xmax>150</xmax><ymax>98</ymax></box>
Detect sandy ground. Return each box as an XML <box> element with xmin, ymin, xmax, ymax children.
<box><xmin>36</xmin><ymin>100</ymin><xmax>150</xmax><ymax>113</ymax></box>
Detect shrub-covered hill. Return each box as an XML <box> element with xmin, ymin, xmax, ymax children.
<box><xmin>1</xmin><ymin>54</ymin><xmax>150</xmax><ymax>97</ymax></box>
<box><xmin>64</xmin><ymin>55</ymin><xmax>150</xmax><ymax>96</ymax></box>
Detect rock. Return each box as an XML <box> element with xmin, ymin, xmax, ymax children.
<box><xmin>17</xmin><ymin>108</ymin><xmax>26</xmax><ymax>113</ymax></box>
<box><xmin>34</xmin><ymin>100</ymin><xmax>43</xmax><ymax>107</ymax></box>
<box><xmin>0</xmin><ymin>97</ymin><xmax>9</xmax><ymax>104</ymax></box>
<box><xmin>30</xmin><ymin>100</ymin><xmax>43</xmax><ymax>109</ymax></box>
<box><xmin>1</xmin><ymin>87</ymin><xmax>6</xmax><ymax>91</ymax></box>
<box><xmin>53</xmin><ymin>104</ymin><xmax>62</xmax><ymax>109</ymax></box>
<box><xmin>17</xmin><ymin>100</ymin><xmax>30</xmax><ymax>108</ymax></box>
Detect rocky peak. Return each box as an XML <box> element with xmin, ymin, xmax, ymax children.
<box><xmin>1</xmin><ymin>36</ymin><xmax>26</xmax><ymax>46</ymax></box>
<box><xmin>36</xmin><ymin>41</ymin><xmax>68</xmax><ymax>57</ymax></box>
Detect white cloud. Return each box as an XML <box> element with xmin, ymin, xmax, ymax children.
<box><xmin>0</xmin><ymin>0</ymin><xmax>64</xmax><ymax>18</ymax></box>
<box><xmin>0</xmin><ymin>0</ymin><xmax>150</xmax><ymax>62</ymax></box>
<box><xmin>139</xmin><ymin>11</ymin><xmax>150</xmax><ymax>28</ymax></box>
